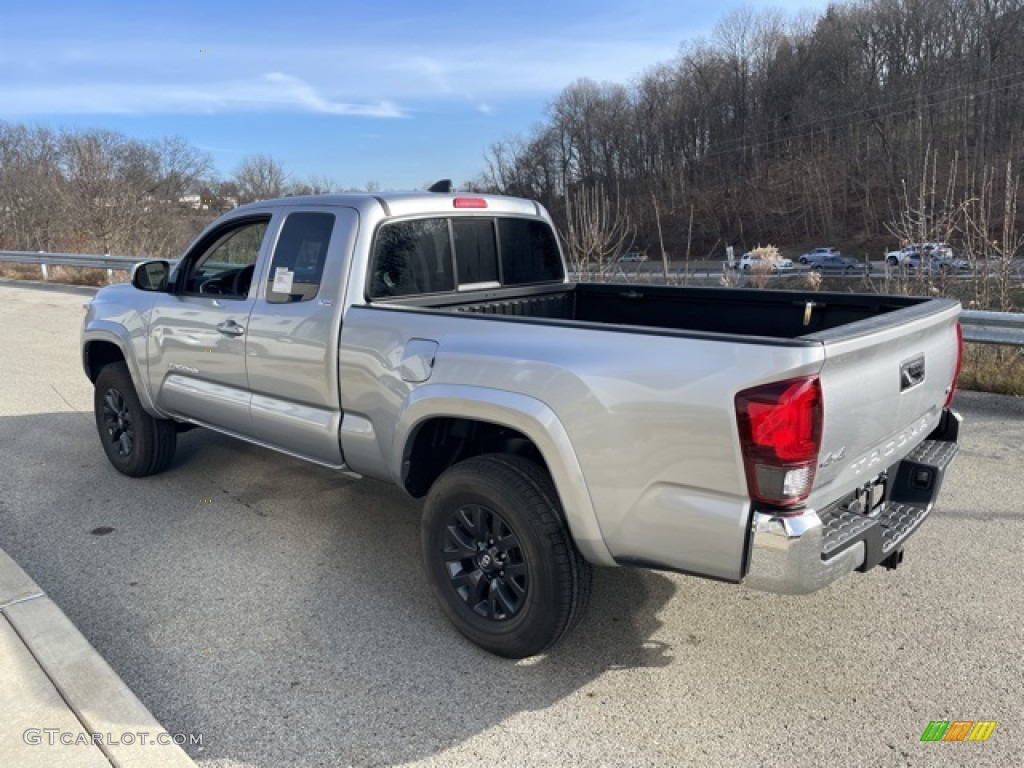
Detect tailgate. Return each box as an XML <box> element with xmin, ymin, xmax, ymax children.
<box><xmin>805</xmin><ymin>298</ymin><xmax>960</xmax><ymax>506</ymax></box>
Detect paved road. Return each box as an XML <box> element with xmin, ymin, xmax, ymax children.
<box><xmin>0</xmin><ymin>280</ymin><xmax>1020</xmax><ymax>768</ymax></box>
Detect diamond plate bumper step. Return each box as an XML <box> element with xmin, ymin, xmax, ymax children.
<box><xmin>818</xmin><ymin>432</ymin><xmax>959</xmax><ymax>571</ymax></box>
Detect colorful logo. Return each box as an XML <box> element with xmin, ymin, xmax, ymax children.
<box><xmin>920</xmin><ymin>721</ymin><xmax>997</xmax><ymax>742</ymax></box>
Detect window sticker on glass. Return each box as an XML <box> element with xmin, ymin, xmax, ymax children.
<box><xmin>272</xmin><ymin>267</ymin><xmax>294</xmax><ymax>294</ymax></box>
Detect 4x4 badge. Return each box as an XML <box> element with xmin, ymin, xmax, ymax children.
<box><xmin>819</xmin><ymin>446</ymin><xmax>846</xmax><ymax>468</ymax></box>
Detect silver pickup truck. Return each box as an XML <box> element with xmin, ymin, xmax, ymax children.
<box><xmin>82</xmin><ymin>190</ymin><xmax>962</xmax><ymax>658</ymax></box>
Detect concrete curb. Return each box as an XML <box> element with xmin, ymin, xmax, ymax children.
<box><xmin>0</xmin><ymin>549</ymin><xmax>196</xmax><ymax>767</ymax></box>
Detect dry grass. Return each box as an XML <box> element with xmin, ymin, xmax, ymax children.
<box><xmin>959</xmin><ymin>343</ymin><xmax>1024</xmax><ymax>397</ymax></box>
<box><xmin>0</xmin><ymin>263</ymin><xmax>129</xmax><ymax>287</ymax></box>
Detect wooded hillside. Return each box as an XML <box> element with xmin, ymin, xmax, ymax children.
<box><xmin>478</xmin><ymin>0</ymin><xmax>1024</xmax><ymax>262</ymax></box>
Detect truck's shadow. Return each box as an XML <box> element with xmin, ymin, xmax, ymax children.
<box><xmin>1</xmin><ymin>413</ymin><xmax>680</xmax><ymax>767</ymax></box>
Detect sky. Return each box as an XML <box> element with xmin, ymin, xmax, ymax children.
<box><xmin>0</xmin><ymin>0</ymin><xmax>833</xmax><ymax>191</ymax></box>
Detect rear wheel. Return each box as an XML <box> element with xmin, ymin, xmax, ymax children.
<box><xmin>421</xmin><ymin>454</ymin><xmax>591</xmax><ymax>658</ymax></box>
<box><xmin>94</xmin><ymin>362</ymin><xmax>176</xmax><ymax>477</ymax></box>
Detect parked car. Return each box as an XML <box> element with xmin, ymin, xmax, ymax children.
<box><xmin>809</xmin><ymin>254</ymin><xmax>872</xmax><ymax>274</ymax></box>
<box><xmin>902</xmin><ymin>251</ymin><xmax>971</xmax><ymax>275</ymax></box>
<box><xmin>799</xmin><ymin>246</ymin><xmax>841</xmax><ymax>265</ymax></box>
<box><xmin>886</xmin><ymin>242</ymin><xmax>954</xmax><ymax>266</ymax></box>
<box><xmin>886</xmin><ymin>245</ymin><xmax>916</xmax><ymax>265</ymax></box>
<box><xmin>739</xmin><ymin>253</ymin><xmax>794</xmax><ymax>272</ymax></box>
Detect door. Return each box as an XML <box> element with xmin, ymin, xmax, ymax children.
<box><xmin>246</xmin><ymin>207</ymin><xmax>358</xmax><ymax>465</ymax></box>
<box><xmin>148</xmin><ymin>215</ymin><xmax>272</xmax><ymax>436</ymax></box>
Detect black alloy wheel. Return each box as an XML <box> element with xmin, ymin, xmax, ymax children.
<box><xmin>101</xmin><ymin>387</ymin><xmax>135</xmax><ymax>458</ymax></box>
<box><xmin>422</xmin><ymin>454</ymin><xmax>592</xmax><ymax>658</ymax></box>
<box><xmin>442</xmin><ymin>503</ymin><xmax>528</xmax><ymax>621</ymax></box>
<box><xmin>93</xmin><ymin>362</ymin><xmax>177</xmax><ymax>477</ymax></box>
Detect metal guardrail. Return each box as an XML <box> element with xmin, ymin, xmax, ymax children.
<box><xmin>960</xmin><ymin>310</ymin><xmax>1024</xmax><ymax>346</ymax></box>
<box><xmin>0</xmin><ymin>249</ymin><xmax>142</xmax><ymax>281</ymax></box>
<box><xmin>3</xmin><ymin>250</ymin><xmax>1023</xmax><ymax>346</ymax></box>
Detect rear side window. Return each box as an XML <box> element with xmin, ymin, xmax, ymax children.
<box><xmin>266</xmin><ymin>212</ymin><xmax>334</xmax><ymax>303</ymax></box>
<box><xmin>499</xmin><ymin>218</ymin><xmax>563</xmax><ymax>285</ymax></box>
<box><xmin>370</xmin><ymin>219</ymin><xmax>454</xmax><ymax>298</ymax></box>
<box><xmin>368</xmin><ymin>215</ymin><xmax>563</xmax><ymax>299</ymax></box>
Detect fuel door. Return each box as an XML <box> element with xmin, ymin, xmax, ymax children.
<box><xmin>399</xmin><ymin>338</ymin><xmax>439</xmax><ymax>383</ymax></box>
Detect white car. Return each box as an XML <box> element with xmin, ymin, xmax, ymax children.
<box><xmin>886</xmin><ymin>242</ymin><xmax>954</xmax><ymax>266</ymax></box>
<box><xmin>739</xmin><ymin>253</ymin><xmax>794</xmax><ymax>273</ymax></box>
<box><xmin>619</xmin><ymin>251</ymin><xmax>648</xmax><ymax>263</ymax></box>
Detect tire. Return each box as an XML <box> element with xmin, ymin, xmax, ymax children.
<box><xmin>94</xmin><ymin>362</ymin><xmax>177</xmax><ymax>477</ymax></box>
<box><xmin>421</xmin><ymin>454</ymin><xmax>592</xmax><ymax>658</ymax></box>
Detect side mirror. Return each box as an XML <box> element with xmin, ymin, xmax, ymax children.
<box><xmin>131</xmin><ymin>260</ymin><xmax>170</xmax><ymax>292</ymax></box>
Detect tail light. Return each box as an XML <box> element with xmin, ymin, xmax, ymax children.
<box><xmin>735</xmin><ymin>376</ymin><xmax>823</xmax><ymax>509</ymax></box>
<box><xmin>944</xmin><ymin>321</ymin><xmax>963</xmax><ymax>408</ymax></box>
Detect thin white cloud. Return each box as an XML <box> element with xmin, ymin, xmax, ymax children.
<box><xmin>0</xmin><ymin>72</ymin><xmax>406</xmax><ymax>118</ymax></box>
<box><xmin>409</xmin><ymin>56</ymin><xmax>455</xmax><ymax>95</ymax></box>
<box><xmin>1</xmin><ymin>32</ymin><xmax>683</xmax><ymax>111</ymax></box>
<box><xmin>0</xmin><ymin>33</ymin><xmax>688</xmax><ymax>121</ymax></box>
<box><xmin>0</xmin><ymin>1</ymin><xmax>835</xmax><ymax>121</ymax></box>
<box><xmin>260</xmin><ymin>73</ymin><xmax>405</xmax><ymax>117</ymax></box>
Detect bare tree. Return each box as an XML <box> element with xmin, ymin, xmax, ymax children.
<box><xmin>290</xmin><ymin>174</ymin><xmax>338</xmax><ymax>196</ymax></box>
<box><xmin>233</xmin><ymin>154</ymin><xmax>288</xmax><ymax>203</ymax></box>
<box><xmin>560</xmin><ymin>183</ymin><xmax>635</xmax><ymax>279</ymax></box>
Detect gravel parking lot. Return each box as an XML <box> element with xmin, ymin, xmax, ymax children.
<box><xmin>0</xmin><ymin>280</ymin><xmax>1020</xmax><ymax>767</ymax></box>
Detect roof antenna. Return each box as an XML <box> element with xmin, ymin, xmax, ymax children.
<box><xmin>428</xmin><ymin>179</ymin><xmax>454</xmax><ymax>194</ymax></box>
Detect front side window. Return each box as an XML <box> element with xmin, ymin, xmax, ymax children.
<box><xmin>181</xmin><ymin>218</ymin><xmax>269</xmax><ymax>298</ymax></box>
<box><xmin>265</xmin><ymin>212</ymin><xmax>334</xmax><ymax>303</ymax></box>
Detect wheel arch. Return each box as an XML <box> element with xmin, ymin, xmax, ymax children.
<box><xmin>394</xmin><ymin>385</ymin><xmax>615</xmax><ymax>566</ymax></box>
<box><xmin>82</xmin><ymin>326</ymin><xmax>160</xmax><ymax>414</ymax></box>
<box><xmin>83</xmin><ymin>338</ymin><xmax>125</xmax><ymax>382</ymax></box>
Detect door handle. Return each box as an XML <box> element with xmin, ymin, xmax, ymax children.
<box><xmin>216</xmin><ymin>320</ymin><xmax>246</xmax><ymax>337</ymax></box>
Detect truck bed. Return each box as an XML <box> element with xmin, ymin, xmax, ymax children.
<box><xmin>394</xmin><ymin>282</ymin><xmax>924</xmax><ymax>341</ymax></box>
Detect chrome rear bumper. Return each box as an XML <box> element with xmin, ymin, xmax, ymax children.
<box><xmin>744</xmin><ymin>409</ymin><xmax>960</xmax><ymax>595</ymax></box>
<box><xmin>743</xmin><ymin>509</ymin><xmax>865</xmax><ymax>594</ymax></box>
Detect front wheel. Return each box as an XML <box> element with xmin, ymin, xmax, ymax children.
<box><xmin>94</xmin><ymin>362</ymin><xmax>177</xmax><ymax>477</ymax></box>
<box><xmin>421</xmin><ymin>454</ymin><xmax>592</xmax><ymax>658</ymax></box>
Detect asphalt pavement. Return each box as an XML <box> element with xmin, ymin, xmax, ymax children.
<box><xmin>0</xmin><ymin>279</ymin><xmax>1020</xmax><ymax>767</ymax></box>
